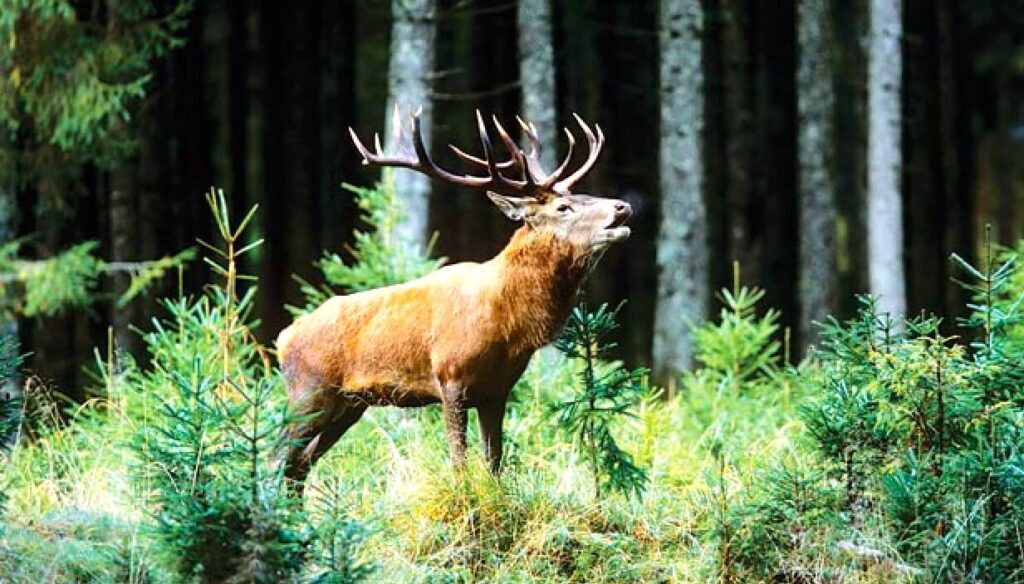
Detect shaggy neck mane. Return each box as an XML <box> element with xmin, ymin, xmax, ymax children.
<box><xmin>490</xmin><ymin>226</ymin><xmax>593</xmax><ymax>352</ymax></box>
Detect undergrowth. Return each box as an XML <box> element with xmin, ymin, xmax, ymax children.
<box><xmin>2</xmin><ymin>183</ymin><xmax>1023</xmax><ymax>582</ymax></box>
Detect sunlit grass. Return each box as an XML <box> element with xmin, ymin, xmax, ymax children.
<box><xmin>1</xmin><ymin>344</ymin><xmax>910</xmax><ymax>583</ymax></box>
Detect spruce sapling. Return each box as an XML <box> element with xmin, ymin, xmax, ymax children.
<box><xmin>553</xmin><ymin>301</ymin><xmax>647</xmax><ymax>498</ymax></box>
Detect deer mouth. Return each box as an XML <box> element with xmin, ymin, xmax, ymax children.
<box><xmin>600</xmin><ymin>214</ymin><xmax>632</xmax><ymax>244</ymax></box>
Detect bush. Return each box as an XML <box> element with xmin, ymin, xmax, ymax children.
<box><xmin>553</xmin><ymin>301</ymin><xmax>648</xmax><ymax>498</ymax></box>
<box><xmin>0</xmin><ymin>333</ymin><xmax>24</xmax><ymax>521</ymax></box>
<box><xmin>0</xmin><ymin>189</ymin><xmax>373</xmax><ymax>583</ymax></box>
<box><xmin>740</xmin><ymin>234</ymin><xmax>1024</xmax><ymax>582</ymax></box>
<box><xmin>126</xmin><ymin>190</ymin><xmax>371</xmax><ymax>582</ymax></box>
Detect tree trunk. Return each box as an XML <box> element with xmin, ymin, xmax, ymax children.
<box><xmin>867</xmin><ymin>0</ymin><xmax>906</xmax><ymax>318</ymax></box>
<box><xmin>797</xmin><ymin>0</ymin><xmax>837</xmax><ymax>348</ymax></box>
<box><xmin>109</xmin><ymin>159</ymin><xmax>138</xmax><ymax>356</ymax></box>
<box><xmin>260</xmin><ymin>0</ymin><xmax>289</xmax><ymax>336</ymax></box>
<box><xmin>318</xmin><ymin>0</ymin><xmax>358</xmax><ymax>255</ymax></box>
<box><xmin>720</xmin><ymin>0</ymin><xmax>756</xmax><ymax>282</ymax></box>
<box><xmin>517</xmin><ymin>0</ymin><xmax>557</xmax><ymax>170</ymax></box>
<box><xmin>284</xmin><ymin>0</ymin><xmax>320</xmax><ymax>298</ymax></box>
<box><xmin>654</xmin><ymin>0</ymin><xmax>707</xmax><ymax>386</ymax></box>
<box><xmin>753</xmin><ymin>0</ymin><xmax>799</xmax><ymax>342</ymax></box>
<box><xmin>386</xmin><ymin>0</ymin><xmax>436</xmax><ymax>248</ymax></box>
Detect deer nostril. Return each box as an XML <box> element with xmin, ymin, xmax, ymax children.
<box><xmin>614</xmin><ymin>202</ymin><xmax>632</xmax><ymax>216</ymax></box>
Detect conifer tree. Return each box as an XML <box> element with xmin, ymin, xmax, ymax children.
<box><xmin>554</xmin><ymin>302</ymin><xmax>647</xmax><ymax>498</ymax></box>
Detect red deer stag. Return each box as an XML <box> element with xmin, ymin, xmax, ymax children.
<box><xmin>278</xmin><ymin>107</ymin><xmax>632</xmax><ymax>484</ymax></box>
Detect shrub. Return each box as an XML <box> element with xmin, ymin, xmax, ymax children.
<box><xmin>0</xmin><ymin>333</ymin><xmax>24</xmax><ymax>521</ymax></box>
<box><xmin>553</xmin><ymin>301</ymin><xmax>648</xmax><ymax>498</ymax></box>
<box><xmin>748</xmin><ymin>232</ymin><xmax>1024</xmax><ymax>582</ymax></box>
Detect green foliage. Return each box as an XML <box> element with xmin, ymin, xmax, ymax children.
<box><xmin>0</xmin><ymin>334</ymin><xmax>24</xmax><ymax>523</ymax></box>
<box><xmin>306</xmin><ymin>478</ymin><xmax>376</xmax><ymax>584</ymax></box>
<box><xmin>293</xmin><ymin>176</ymin><xmax>444</xmax><ymax>313</ymax></box>
<box><xmin>553</xmin><ymin>302</ymin><xmax>647</xmax><ymax>498</ymax></box>
<box><xmin>0</xmin><ymin>0</ymin><xmax>192</xmax><ymax>189</ymax></box>
<box><xmin>5</xmin><ymin>240</ymin><xmax>103</xmax><ymax>317</ymax></box>
<box><xmin>0</xmin><ymin>334</ymin><xmax>23</xmax><ymax>447</ymax></box>
<box><xmin>115</xmin><ymin>247</ymin><xmax>197</xmax><ymax>307</ymax></box>
<box><xmin>0</xmin><ymin>238</ymin><xmax>194</xmax><ymax>318</ymax></box>
<box><xmin>0</xmin><ymin>190</ymin><xmax>371</xmax><ymax>582</ymax></box>
<box><xmin>127</xmin><ymin>190</ymin><xmax>307</xmax><ymax>582</ymax></box>
<box><xmin>992</xmin><ymin>240</ymin><xmax>1024</xmax><ymax>349</ymax></box>
<box><xmin>760</xmin><ymin>232</ymin><xmax>1024</xmax><ymax>582</ymax></box>
<box><xmin>692</xmin><ymin>283</ymin><xmax>782</xmax><ymax>392</ymax></box>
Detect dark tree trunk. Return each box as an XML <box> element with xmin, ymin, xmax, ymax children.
<box><xmin>753</xmin><ymin>0</ymin><xmax>798</xmax><ymax>342</ymax></box>
<box><xmin>283</xmin><ymin>0</ymin><xmax>321</xmax><ymax>301</ymax></box>
<box><xmin>595</xmin><ymin>1</ymin><xmax>659</xmax><ymax>366</ymax></box>
<box><xmin>260</xmin><ymin>0</ymin><xmax>289</xmax><ymax>337</ymax></box>
<box><xmin>318</xmin><ymin>0</ymin><xmax>358</xmax><ymax>255</ymax></box>
<box><xmin>720</xmin><ymin>0</ymin><xmax>757</xmax><ymax>282</ymax></box>
<box><xmin>832</xmin><ymin>0</ymin><xmax>869</xmax><ymax>319</ymax></box>
<box><xmin>109</xmin><ymin>156</ymin><xmax>139</xmax><ymax>356</ymax></box>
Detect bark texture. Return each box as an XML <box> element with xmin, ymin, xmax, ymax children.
<box><xmin>654</xmin><ymin>0</ymin><xmax>707</xmax><ymax>384</ymax></box>
<box><xmin>386</xmin><ymin>0</ymin><xmax>436</xmax><ymax>247</ymax></box>
<box><xmin>109</xmin><ymin>162</ymin><xmax>138</xmax><ymax>355</ymax></box>
<box><xmin>797</xmin><ymin>0</ymin><xmax>837</xmax><ymax>347</ymax></box>
<box><xmin>867</xmin><ymin>0</ymin><xmax>906</xmax><ymax>317</ymax></box>
<box><xmin>517</xmin><ymin>0</ymin><xmax>557</xmax><ymax>171</ymax></box>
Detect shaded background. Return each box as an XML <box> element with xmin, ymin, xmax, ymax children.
<box><xmin>6</xmin><ymin>0</ymin><xmax>1024</xmax><ymax>397</ymax></box>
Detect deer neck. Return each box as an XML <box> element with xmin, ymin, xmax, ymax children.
<box><xmin>490</xmin><ymin>226</ymin><xmax>593</xmax><ymax>352</ymax></box>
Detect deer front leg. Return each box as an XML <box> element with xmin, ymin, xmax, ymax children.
<box><xmin>477</xmin><ymin>401</ymin><xmax>506</xmax><ymax>474</ymax></box>
<box><xmin>440</xmin><ymin>381</ymin><xmax>468</xmax><ymax>465</ymax></box>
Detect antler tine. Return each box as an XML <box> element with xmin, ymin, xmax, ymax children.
<box><xmin>553</xmin><ymin>113</ymin><xmax>605</xmax><ymax>193</ymax></box>
<box><xmin>491</xmin><ymin>115</ymin><xmax>532</xmax><ymax>185</ymax></box>
<box><xmin>410</xmin><ymin>109</ymin><xmax>489</xmax><ymax>185</ymax></box>
<box><xmin>349</xmin><ymin>127</ymin><xmax>374</xmax><ymax>164</ymax></box>
<box><xmin>516</xmin><ymin>115</ymin><xmax>549</xmax><ymax>182</ymax></box>
<box><xmin>448</xmin><ymin>144</ymin><xmax>517</xmax><ymax>170</ymax></box>
<box><xmin>541</xmin><ymin>127</ymin><xmax>577</xmax><ymax>192</ymax></box>
<box><xmin>350</xmin><ymin>107</ymin><xmax>581</xmax><ymax>199</ymax></box>
<box><xmin>473</xmin><ymin>110</ymin><xmax>496</xmax><ymax>173</ymax></box>
<box><xmin>349</xmin><ymin>106</ymin><xmax>489</xmax><ymax>187</ymax></box>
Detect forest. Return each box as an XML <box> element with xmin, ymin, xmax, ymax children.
<box><xmin>2</xmin><ymin>0</ymin><xmax>1024</xmax><ymax>582</ymax></box>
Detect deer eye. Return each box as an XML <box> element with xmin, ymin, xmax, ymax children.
<box><xmin>556</xmin><ymin>203</ymin><xmax>574</xmax><ymax>214</ymax></box>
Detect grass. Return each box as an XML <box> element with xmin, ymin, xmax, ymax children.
<box><xmin>0</xmin><ymin>339</ymin><xmax>919</xmax><ymax>583</ymax></box>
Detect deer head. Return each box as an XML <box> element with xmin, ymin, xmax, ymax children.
<box><xmin>349</xmin><ymin>107</ymin><xmax>632</xmax><ymax>255</ymax></box>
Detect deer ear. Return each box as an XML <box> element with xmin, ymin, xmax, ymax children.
<box><xmin>487</xmin><ymin>191</ymin><xmax>530</xmax><ymax>222</ymax></box>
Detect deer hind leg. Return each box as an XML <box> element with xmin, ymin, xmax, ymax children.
<box><xmin>477</xmin><ymin>400</ymin><xmax>507</xmax><ymax>474</ymax></box>
<box><xmin>283</xmin><ymin>396</ymin><xmax>367</xmax><ymax>486</ymax></box>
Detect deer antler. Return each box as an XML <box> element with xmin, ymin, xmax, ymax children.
<box><xmin>552</xmin><ymin>114</ymin><xmax>605</xmax><ymax>194</ymax></box>
<box><xmin>349</xmin><ymin>106</ymin><xmax>605</xmax><ymax>200</ymax></box>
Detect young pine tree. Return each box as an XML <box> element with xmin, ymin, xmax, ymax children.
<box><xmin>553</xmin><ymin>301</ymin><xmax>647</xmax><ymax>498</ymax></box>
<box><xmin>128</xmin><ymin>190</ymin><xmax>372</xmax><ymax>583</ymax></box>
